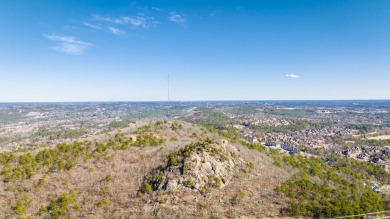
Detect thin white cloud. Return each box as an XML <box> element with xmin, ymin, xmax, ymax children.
<box><xmin>43</xmin><ymin>34</ymin><xmax>93</xmax><ymax>55</ymax></box>
<box><xmin>169</xmin><ymin>12</ymin><xmax>186</xmax><ymax>24</ymax></box>
<box><xmin>209</xmin><ymin>10</ymin><xmax>217</xmax><ymax>17</ymax></box>
<box><xmin>84</xmin><ymin>22</ymin><xmax>125</xmax><ymax>35</ymax></box>
<box><xmin>285</xmin><ymin>74</ymin><xmax>301</xmax><ymax>78</ymax></box>
<box><xmin>123</xmin><ymin>16</ymin><xmax>147</xmax><ymax>28</ymax></box>
<box><xmin>92</xmin><ymin>14</ymin><xmax>153</xmax><ymax>28</ymax></box>
<box><xmin>92</xmin><ymin>15</ymin><xmax>125</xmax><ymax>24</ymax></box>
<box><xmin>151</xmin><ymin>7</ymin><xmax>163</xmax><ymax>11</ymax></box>
<box><xmin>107</xmin><ymin>26</ymin><xmax>125</xmax><ymax>35</ymax></box>
<box><xmin>83</xmin><ymin>22</ymin><xmax>102</xmax><ymax>30</ymax></box>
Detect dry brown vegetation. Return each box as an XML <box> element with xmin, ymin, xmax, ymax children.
<box><xmin>0</xmin><ymin>120</ymin><xmax>291</xmax><ymax>218</ymax></box>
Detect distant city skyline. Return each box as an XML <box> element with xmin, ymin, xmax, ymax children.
<box><xmin>1</xmin><ymin>0</ymin><xmax>389</xmax><ymax>102</ymax></box>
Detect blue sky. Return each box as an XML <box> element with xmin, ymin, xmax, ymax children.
<box><xmin>0</xmin><ymin>0</ymin><xmax>389</xmax><ymax>102</ymax></box>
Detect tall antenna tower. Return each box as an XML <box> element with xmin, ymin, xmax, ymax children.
<box><xmin>167</xmin><ymin>74</ymin><xmax>170</xmax><ymax>117</ymax></box>
<box><xmin>168</xmin><ymin>74</ymin><xmax>170</xmax><ymax>102</ymax></box>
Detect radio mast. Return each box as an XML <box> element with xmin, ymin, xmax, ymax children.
<box><xmin>168</xmin><ymin>74</ymin><xmax>170</xmax><ymax>102</ymax></box>
<box><xmin>167</xmin><ymin>75</ymin><xmax>170</xmax><ymax>117</ymax></box>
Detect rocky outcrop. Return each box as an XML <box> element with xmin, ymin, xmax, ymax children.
<box><xmin>142</xmin><ymin>138</ymin><xmax>239</xmax><ymax>194</ymax></box>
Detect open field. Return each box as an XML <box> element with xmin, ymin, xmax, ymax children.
<box><xmin>368</xmin><ymin>135</ymin><xmax>390</xmax><ymax>140</ymax></box>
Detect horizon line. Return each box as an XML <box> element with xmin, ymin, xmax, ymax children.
<box><xmin>1</xmin><ymin>99</ymin><xmax>390</xmax><ymax>104</ymax></box>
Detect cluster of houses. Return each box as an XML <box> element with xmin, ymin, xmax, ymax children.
<box><xmin>281</xmin><ymin>144</ymin><xmax>300</xmax><ymax>154</ymax></box>
<box><xmin>244</xmin><ymin>117</ymin><xmax>291</xmax><ymax>127</ymax></box>
<box><xmin>336</xmin><ymin>146</ymin><xmax>390</xmax><ymax>171</ymax></box>
<box><xmin>263</xmin><ymin>141</ymin><xmax>300</xmax><ymax>155</ymax></box>
<box><xmin>235</xmin><ymin>115</ymin><xmax>390</xmax><ymax>173</ymax></box>
<box><xmin>338</xmin><ymin>146</ymin><xmax>389</xmax><ymax>160</ymax></box>
<box><xmin>260</xmin><ymin>126</ymin><xmax>358</xmax><ymax>149</ymax></box>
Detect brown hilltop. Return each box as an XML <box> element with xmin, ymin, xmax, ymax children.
<box><xmin>0</xmin><ymin>120</ymin><xmax>291</xmax><ymax>218</ymax></box>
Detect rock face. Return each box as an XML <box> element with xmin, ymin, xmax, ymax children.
<box><xmin>128</xmin><ymin>135</ymin><xmax>137</xmax><ymax>142</ymax></box>
<box><xmin>143</xmin><ymin>139</ymin><xmax>239</xmax><ymax>194</ymax></box>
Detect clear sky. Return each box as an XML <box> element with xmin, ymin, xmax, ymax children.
<box><xmin>0</xmin><ymin>0</ymin><xmax>389</xmax><ymax>102</ymax></box>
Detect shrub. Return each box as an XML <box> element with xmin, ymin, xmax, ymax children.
<box><xmin>99</xmin><ymin>188</ymin><xmax>106</xmax><ymax>196</ymax></box>
<box><xmin>143</xmin><ymin>183</ymin><xmax>153</xmax><ymax>193</ymax></box>
<box><xmin>183</xmin><ymin>178</ymin><xmax>195</xmax><ymax>188</ymax></box>
<box><xmin>97</xmin><ymin>197</ymin><xmax>109</xmax><ymax>208</ymax></box>
<box><xmin>16</xmin><ymin>186</ymin><xmax>26</xmax><ymax>194</ymax></box>
<box><xmin>248</xmin><ymin>162</ymin><xmax>254</xmax><ymax>169</ymax></box>
<box><xmin>152</xmin><ymin>173</ymin><xmax>163</xmax><ymax>182</ymax></box>
<box><xmin>14</xmin><ymin>195</ymin><xmax>32</xmax><ymax>215</ymax></box>
<box><xmin>105</xmin><ymin>174</ymin><xmax>113</xmax><ymax>182</ymax></box>
<box><xmin>183</xmin><ymin>163</ymin><xmax>191</xmax><ymax>174</ymax></box>
<box><xmin>38</xmin><ymin>206</ymin><xmax>48</xmax><ymax>215</ymax></box>
<box><xmin>37</xmin><ymin>174</ymin><xmax>48</xmax><ymax>188</ymax></box>
<box><xmin>82</xmin><ymin>196</ymin><xmax>89</xmax><ymax>205</ymax></box>
<box><xmin>6</xmin><ymin>184</ymin><xmax>15</xmax><ymax>191</ymax></box>
<box><xmin>47</xmin><ymin>190</ymin><xmax>77</xmax><ymax>218</ymax></box>
<box><xmin>168</xmin><ymin>154</ymin><xmax>178</xmax><ymax>166</ymax></box>
<box><xmin>14</xmin><ymin>200</ymin><xmax>28</xmax><ymax>215</ymax></box>
<box><xmin>200</xmin><ymin>186</ymin><xmax>207</xmax><ymax>195</ymax></box>
<box><xmin>73</xmin><ymin>204</ymin><xmax>81</xmax><ymax>211</ymax></box>
<box><xmin>214</xmin><ymin>177</ymin><xmax>222</xmax><ymax>187</ymax></box>
<box><xmin>273</xmin><ymin>160</ymin><xmax>282</xmax><ymax>167</ymax></box>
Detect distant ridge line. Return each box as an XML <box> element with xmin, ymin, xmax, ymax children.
<box><xmin>1</xmin><ymin>99</ymin><xmax>390</xmax><ymax>104</ymax></box>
